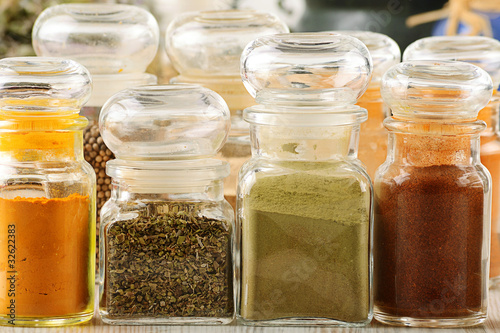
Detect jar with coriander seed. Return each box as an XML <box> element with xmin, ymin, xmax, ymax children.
<box><xmin>32</xmin><ymin>3</ymin><xmax>160</xmax><ymax>275</ymax></box>
<box><xmin>237</xmin><ymin>33</ymin><xmax>373</xmax><ymax>326</ymax></box>
<box><xmin>98</xmin><ymin>85</ymin><xmax>235</xmax><ymax>325</ymax></box>
<box><xmin>166</xmin><ymin>10</ymin><xmax>289</xmax><ymax>209</ymax></box>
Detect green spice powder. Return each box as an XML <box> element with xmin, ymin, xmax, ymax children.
<box><xmin>241</xmin><ymin>169</ymin><xmax>370</xmax><ymax>322</ymax></box>
<box><xmin>104</xmin><ymin>202</ymin><xmax>233</xmax><ymax>319</ymax></box>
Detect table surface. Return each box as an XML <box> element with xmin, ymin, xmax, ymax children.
<box><xmin>4</xmin><ymin>287</ymin><xmax>500</xmax><ymax>333</ymax></box>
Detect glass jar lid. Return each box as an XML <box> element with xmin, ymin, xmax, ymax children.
<box><xmin>100</xmin><ymin>84</ymin><xmax>230</xmax><ymax>160</ymax></box>
<box><xmin>241</xmin><ymin>33</ymin><xmax>373</xmax><ymax>105</ymax></box>
<box><xmin>403</xmin><ymin>36</ymin><xmax>500</xmax><ymax>88</ymax></box>
<box><xmin>382</xmin><ymin>60</ymin><xmax>493</xmax><ymax>120</ymax></box>
<box><xmin>0</xmin><ymin>57</ymin><xmax>91</xmax><ymax>113</ymax></box>
<box><xmin>166</xmin><ymin>9</ymin><xmax>289</xmax><ymax>78</ymax></box>
<box><xmin>33</xmin><ymin>3</ymin><xmax>159</xmax><ymax>75</ymax></box>
<box><xmin>331</xmin><ymin>31</ymin><xmax>400</xmax><ymax>83</ymax></box>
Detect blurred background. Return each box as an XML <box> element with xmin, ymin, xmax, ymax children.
<box><xmin>4</xmin><ymin>0</ymin><xmax>500</xmax><ymax>81</ymax></box>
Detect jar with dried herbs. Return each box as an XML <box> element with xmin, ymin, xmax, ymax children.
<box><xmin>99</xmin><ymin>85</ymin><xmax>235</xmax><ymax>325</ymax></box>
<box><xmin>237</xmin><ymin>33</ymin><xmax>373</xmax><ymax>327</ymax></box>
<box><xmin>403</xmin><ymin>36</ymin><xmax>500</xmax><ymax>285</ymax></box>
<box><xmin>32</xmin><ymin>3</ymin><xmax>160</xmax><ymax>273</ymax></box>
<box><xmin>374</xmin><ymin>60</ymin><xmax>492</xmax><ymax>327</ymax></box>
<box><xmin>0</xmin><ymin>57</ymin><xmax>96</xmax><ymax>327</ymax></box>
<box><xmin>166</xmin><ymin>10</ymin><xmax>289</xmax><ymax>209</ymax></box>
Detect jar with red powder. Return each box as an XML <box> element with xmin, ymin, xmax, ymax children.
<box><xmin>374</xmin><ymin>60</ymin><xmax>493</xmax><ymax>327</ymax></box>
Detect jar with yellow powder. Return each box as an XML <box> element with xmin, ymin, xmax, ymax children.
<box><xmin>0</xmin><ymin>57</ymin><xmax>96</xmax><ymax>326</ymax></box>
<box><xmin>165</xmin><ymin>10</ymin><xmax>289</xmax><ymax>209</ymax></box>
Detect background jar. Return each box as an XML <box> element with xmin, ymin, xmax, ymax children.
<box><xmin>403</xmin><ymin>36</ymin><xmax>500</xmax><ymax>285</ymax></box>
<box><xmin>166</xmin><ymin>9</ymin><xmax>289</xmax><ymax>209</ymax></box>
<box><xmin>32</xmin><ymin>3</ymin><xmax>160</xmax><ymax>273</ymax></box>
<box><xmin>332</xmin><ymin>31</ymin><xmax>400</xmax><ymax>179</ymax></box>
<box><xmin>237</xmin><ymin>33</ymin><xmax>373</xmax><ymax>326</ymax></box>
<box><xmin>98</xmin><ymin>85</ymin><xmax>235</xmax><ymax>325</ymax></box>
<box><xmin>374</xmin><ymin>60</ymin><xmax>492</xmax><ymax>327</ymax></box>
<box><xmin>0</xmin><ymin>57</ymin><xmax>96</xmax><ymax>327</ymax></box>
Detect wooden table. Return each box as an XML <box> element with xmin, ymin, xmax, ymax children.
<box><xmin>4</xmin><ymin>287</ymin><xmax>500</xmax><ymax>333</ymax></box>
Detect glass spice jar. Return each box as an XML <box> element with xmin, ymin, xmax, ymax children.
<box><xmin>0</xmin><ymin>57</ymin><xmax>96</xmax><ymax>326</ymax></box>
<box><xmin>32</xmin><ymin>3</ymin><xmax>160</xmax><ymax>274</ymax></box>
<box><xmin>332</xmin><ymin>31</ymin><xmax>400</xmax><ymax>179</ymax></box>
<box><xmin>403</xmin><ymin>36</ymin><xmax>500</xmax><ymax>286</ymax></box>
<box><xmin>374</xmin><ymin>60</ymin><xmax>493</xmax><ymax>327</ymax></box>
<box><xmin>98</xmin><ymin>85</ymin><xmax>235</xmax><ymax>325</ymax></box>
<box><xmin>165</xmin><ymin>10</ymin><xmax>289</xmax><ymax>209</ymax></box>
<box><xmin>237</xmin><ymin>33</ymin><xmax>373</xmax><ymax>326</ymax></box>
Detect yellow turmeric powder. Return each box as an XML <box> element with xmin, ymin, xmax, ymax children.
<box><xmin>0</xmin><ymin>193</ymin><xmax>94</xmax><ymax>322</ymax></box>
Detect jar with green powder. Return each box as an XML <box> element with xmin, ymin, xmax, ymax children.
<box><xmin>237</xmin><ymin>33</ymin><xmax>374</xmax><ymax>326</ymax></box>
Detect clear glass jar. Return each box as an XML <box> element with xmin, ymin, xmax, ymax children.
<box><xmin>98</xmin><ymin>85</ymin><xmax>235</xmax><ymax>325</ymax></box>
<box><xmin>237</xmin><ymin>33</ymin><xmax>373</xmax><ymax>326</ymax></box>
<box><xmin>0</xmin><ymin>57</ymin><xmax>96</xmax><ymax>326</ymax></box>
<box><xmin>374</xmin><ymin>60</ymin><xmax>493</xmax><ymax>327</ymax></box>
<box><xmin>332</xmin><ymin>31</ymin><xmax>400</xmax><ymax>179</ymax></box>
<box><xmin>32</xmin><ymin>3</ymin><xmax>160</xmax><ymax>274</ymax></box>
<box><xmin>403</xmin><ymin>36</ymin><xmax>500</xmax><ymax>285</ymax></box>
<box><xmin>166</xmin><ymin>10</ymin><xmax>289</xmax><ymax>209</ymax></box>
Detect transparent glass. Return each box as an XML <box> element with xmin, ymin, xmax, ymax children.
<box><xmin>99</xmin><ymin>85</ymin><xmax>230</xmax><ymax>160</ymax></box>
<box><xmin>0</xmin><ymin>57</ymin><xmax>96</xmax><ymax>327</ymax></box>
<box><xmin>33</xmin><ymin>3</ymin><xmax>159</xmax><ymax>75</ymax></box>
<box><xmin>32</xmin><ymin>3</ymin><xmax>160</xmax><ymax>276</ymax></box>
<box><xmin>98</xmin><ymin>161</ymin><xmax>235</xmax><ymax>325</ymax></box>
<box><xmin>403</xmin><ymin>36</ymin><xmax>500</xmax><ymax>285</ymax></box>
<box><xmin>374</xmin><ymin>60</ymin><xmax>493</xmax><ymax>327</ymax></box>
<box><xmin>237</xmin><ymin>33</ymin><xmax>373</xmax><ymax>327</ymax></box>
<box><xmin>166</xmin><ymin>10</ymin><xmax>289</xmax><ymax>209</ymax></box>
<box><xmin>331</xmin><ymin>31</ymin><xmax>400</xmax><ymax>179</ymax></box>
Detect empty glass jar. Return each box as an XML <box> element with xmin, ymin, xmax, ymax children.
<box><xmin>98</xmin><ymin>85</ymin><xmax>235</xmax><ymax>325</ymax></box>
<box><xmin>32</xmin><ymin>3</ymin><xmax>160</xmax><ymax>273</ymax></box>
<box><xmin>166</xmin><ymin>10</ymin><xmax>289</xmax><ymax>209</ymax></box>
<box><xmin>0</xmin><ymin>57</ymin><xmax>95</xmax><ymax>326</ymax></box>
<box><xmin>237</xmin><ymin>33</ymin><xmax>373</xmax><ymax>326</ymax></box>
<box><xmin>374</xmin><ymin>60</ymin><xmax>492</xmax><ymax>327</ymax></box>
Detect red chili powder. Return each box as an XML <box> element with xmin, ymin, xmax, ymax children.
<box><xmin>374</xmin><ymin>164</ymin><xmax>485</xmax><ymax>318</ymax></box>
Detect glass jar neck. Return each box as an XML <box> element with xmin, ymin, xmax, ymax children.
<box><xmin>385</xmin><ymin>117</ymin><xmax>484</xmax><ymax>167</ymax></box>
<box><xmin>250</xmin><ymin>123</ymin><xmax>360</xmax><ymax>161</ymax></box>
<box><xmin>0</xmin><ymin>112</ymin><xmax>87</xmax><ymax>162</ymax></box>
<box><xmin>109</xmin><ymin>177</ymin><xmax>225</xmax><ymax>201</ymax></box>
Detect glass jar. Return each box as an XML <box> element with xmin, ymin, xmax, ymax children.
<box><xmin>374</xmin><ymin>60</ymin><xmax>493</xmax><ymax>327</ymax></box>
<box><xmin>166</xmin><ymin>10</ymin><xmax>289</xmax><ymax>209</ymax></box>
<box><xmin>403</xmin><ymin>36</ymin><xmax>500</xmax><ymax>285</ymax></box>
<box><xmin>98</xmin><ymin>85</ymin><xmax>235</xmax><ymax>325</ymax></box>
<box><xmin>332</xmin><ymin>31</ymin><xmax>400</xmax><ymax>179</ymax></box>
<box><xmin>0</xmin><ymin>57</ymin><xmax>96</xmax><ymax>326</ymax></box>
<box><xmin>237</xmin><ymin>33</ymin><xmax>373</xmax><ymax>326</ymax></box>
<box><xmin>32</xmin><ymin>3</ymin><xmax>160</xmax><ymax>274</ymax></box>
